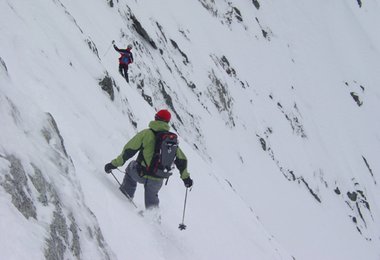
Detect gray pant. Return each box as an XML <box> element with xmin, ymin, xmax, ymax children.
<box><xmin>120</xmin><ymin>160</ymin><xmax>163</xmax><ymax>209</ymax></box>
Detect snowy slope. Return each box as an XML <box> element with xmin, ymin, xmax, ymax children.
<box><xmin>1</xmin><ymin>0</ymin><xmax>380</xmax><ymax>259</ymax></box>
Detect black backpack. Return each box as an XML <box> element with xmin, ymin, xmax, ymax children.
<box><xmin>147</xmin><ymin>131</ymin><xmax>178</xmax><ymax>178</ymax></box>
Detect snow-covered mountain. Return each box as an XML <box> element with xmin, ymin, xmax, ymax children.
<box><xmin>1</xmin><ymin>0</ymin><xmax>380</xmax><ymax>259</ymax></box>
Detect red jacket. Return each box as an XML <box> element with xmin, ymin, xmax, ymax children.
<box><xmin>114</xmin><ymin>45</ymin><xmax>134</xmax><ymax>65</ymax></box>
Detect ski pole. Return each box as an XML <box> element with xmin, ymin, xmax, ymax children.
<box><xmin>110</xmin><ymin>171</ymin><xmax>121</xmax><ymax>186</ymax></box>
<box><xmin>110</xmin><ymin>169</ymin><xmax>138</xmax><ymax>208</ymax></box>
<box><xmin>102</xmin><ymin>40</ymin><xmax>115</xmax><ymax>58</ymax></box>
<box><xmin>178</xmin><ymin>188</ymin><xmax>189</xmax><ymax>230</ymax></box>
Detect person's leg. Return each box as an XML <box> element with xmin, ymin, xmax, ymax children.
<box><xmin>120</xmin><ymin>173</ymin><xmax>136</xmax><ymax>199</ymax></box>
<box><xmin>118</xmin><ymin>64</ymin><xmax>124</xmax><ymax>76</ymax></box>
<box><xmin>120</xmin><ymin>161</ymin><xmax>142</xmax><ymax>199</ymax></box>
<box><xmin>144</xmin><ymin>179</ymin><xmax>163</xmax><ymax>209</ymax></box>
<box><xmin>123</xmin><ymin>65</ymin><xmax>129</xmax><ymax>82</ymax></box>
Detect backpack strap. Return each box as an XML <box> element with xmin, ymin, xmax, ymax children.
<box><xmin>137</xmin><ymin>129</ymin><xmax>160</xmax><ymax>176</ymax></box>
<box><xmin>147</xmin><ymin>129</ymin><xmax>163</xmax><ymax>175</ymax></box>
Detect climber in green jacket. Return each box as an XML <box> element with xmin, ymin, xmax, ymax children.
<box><xmin>104</xmin><ymin>109</ymin><xmax>193</xmax><ymax>209</ymax></box>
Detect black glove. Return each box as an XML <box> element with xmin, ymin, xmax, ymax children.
<box><xmin>183</xmin><ymin>177</ymin><xmax>193</xmax><ymax>188</ymax></box>
<box><xmin>112</xmin><ymin>40</ymin><xmax>115</xmax><ymax>44</ymax></box>
<box><xmin>104</xmin><ymin>162</ymin><xmax>117</xmax><ymax>174</ymax></box>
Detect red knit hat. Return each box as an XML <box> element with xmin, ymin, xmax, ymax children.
<box><xmin>155</xmin><ymin>109</ymin><xmax>171</xmax><ymax>122</ymax></box>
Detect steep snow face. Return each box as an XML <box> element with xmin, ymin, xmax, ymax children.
<box><xmin>0</xmin><ymin>73</ymin><xmax>114</xmax><ymax>259</ymax></box>
<box><xmin>1</xmin><ymin>0</ymin><xmax>380</xmax><ymax>259</ymax></box>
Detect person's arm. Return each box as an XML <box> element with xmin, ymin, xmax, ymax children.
<box><xmin>113</xmin><ymin>45</ymin><xmax>121</xmax><ymax>52</ymax></box>
<box><xmin>111</xmin><ymin>130</ymin><xmax>145</xmax><ymax>167</ymax></box>
<box><xmin>175</xmin><ymin>147</ymin><xmax>190</xmax><ymax>179</ymax></box>
<box><xmin>175</xmin><ymin>148</ymin><xmax>193</xmax><ymax>187</ymax></box>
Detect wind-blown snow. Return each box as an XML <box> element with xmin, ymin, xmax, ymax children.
<box><xmin>1</xmin><ymin>0</ymin><xmax>380</xmax><ymax>259</ymax></box>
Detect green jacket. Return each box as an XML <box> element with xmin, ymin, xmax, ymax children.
<box><xmin>111</xmin><ymin>120</ymin><xmax>190</xmax><ymax>180</ymax></box>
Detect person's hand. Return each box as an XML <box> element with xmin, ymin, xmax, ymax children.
<box><xmin>112</xmin><ymin>40</ymin><xmax>115</xmax><ymax>44</ymax></box>
<box><xmin>182</xmin><ymin>177</ymin><xmax>193</xmax><ymax>188</ymax></box>
<box><xmin>104</xmin><ymin>163</ymin><xmax>117</xmax><ymax>174</ymax></box>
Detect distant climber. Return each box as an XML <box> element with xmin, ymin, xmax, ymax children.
<box><xmin>113</xmin><ymin>40</ymin><xmax>134</xmax><ymax>83</ymax></box>
<box><xmin>104</xmin><ymin>109</ymin><xmax>193</xmax><ymax>209</ymax></box>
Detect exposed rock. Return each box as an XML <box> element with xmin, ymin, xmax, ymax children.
<box><xmin>0</xmin><ymin>155</ymin><xmax>37</xmax><ymax>219</ymax></box>
<box><xmin>224</xmin><ymin>5</ymin><xmax>243</xmax><ymax>24</ymax></box>
<box><xmin>43</xmin><ymin>113</ymin><xmax>69</xmax><ymax>158</ymax></box>
<box><xmin>29</xmin><ymin>164</ymin><xmax>50</xmax><ymax>206</ymax></box>
<box><xmin>232</xmin><ymin>7</ymin><xmax>243</xmax><ymax>21</ymax></box>
<box><xmin>0</xmin><ymin>56</ymin><xmax>8</xmax><ymax>76</ymax></box>
<box><xmin>99</xmin><ymin>73</ymin><xmax>116</xmax><ymax>101</ymax></box>
<box><xmin>198</xmin><ymin>0</ymin><xmax>218</xmax><ymax>17</ymax></box>
<box><xmin>350</xmin><ymin>92</ymin><xmax>363</xmax><ymax>106</ymax></box>
<box><xmin>158</xmin><ymin>80</ymin><xmax>183</xmax><ymax>124</ymax></box>
<box><xmin>136</xmin><ymin>79</ymin><xmax>153</xmax><ymax>106</ymax></box>
<box><xmin>85</xmin><ymin>38</ymin><xmax>100</xmax><ymax>59</ymax></box>
<box><xmin>6</xmin><ymin>97</ymin><xmax>22</xmax><ymax>126</ymax></box>
<box><xmin>274</xmin><ymin>100</ymin><xmax>307</xmax><ymax>138</ymax></box>
<box><xmin>208</xmin><ymin>70</ymin><xmax>235</xmax><ymax>126</ymax></box>
<box><xmin>170</xmin><ymin>39</ymin><xmax>189</xmax><ymax>65</ymax></box>
<box><xmin>256</xmin><ymin>135</ymin><xmax>267</xmax><ymax>151</ymax></box>
<box><xmin>299</xmin><ymin>177</ymin><xmax>321</xmax><ymax>203</ymax></box>
<box><xmin>255</xmin><ymin>17</ymin><xmax>272</xmax><ymax>40</ymax></box>
<box><xmin>130</xmin><ymin>14</ymin><xmax>157</xmax><ymax>49</ymax></box>
<box><xmin>198</xmin><ymin>0</ymin><xmax>245</xmax><ymax>29</ymax></box>
<box><xmin>45</xmin><ymin>207</ymin><xmax>69</xmax><ymax>260</ymax></box>
<box><xmin>362</xmin><ymin>156</ymin><xmax>376</xmax><ymax>184</ymax></box>
<box><xmin>252</xmin><ymin>0</ymin><xmax>260</xmax><ymax>10</ymax></box>
<box><xmin>211</xmin><ymin>54</ymin><xmax>237</xmax><ymax>78</ymax></box>
<box><xmin>106</xmin><ymin>0</ymin><xmax>114</xmax><ymax>8</ymax></box>
<box><xmin>347</xmin><ymin>191</ymin><xmax>357</xmax><ymax>201</ymax></box>
<box><xmin>69</xmin><ymin>214</ymin><xmax>81</xmax><ymax>259</ymax></box>
<box><xmin>181</xmin><ymin>76</ymin><xmax>197</xmax><ymax>90</ymax></box>
<box><xmin>156</xmin><ymin>22</ymin><xmax>167</xmax><ymax>43</ymax></box>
